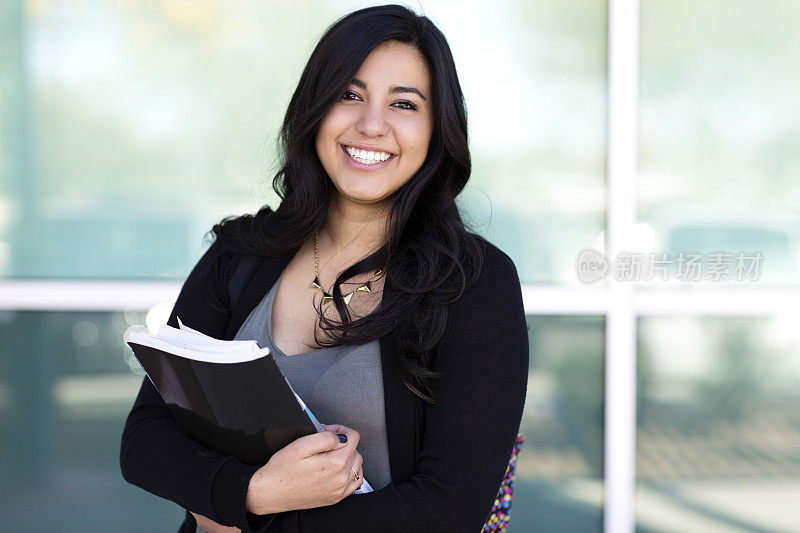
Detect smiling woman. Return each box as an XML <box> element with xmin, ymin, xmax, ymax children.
<box><xmin>315</xmin><ymin>40</ymin><xmax>434</xmax><ymax>206</ymax></box>
<box><xmin>119</xmin><ymin>5</ymin><xmax>528</xmax><ymax>533</ymax></box>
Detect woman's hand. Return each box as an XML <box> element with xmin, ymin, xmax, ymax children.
<box><xmin>246</xmin><ymin>424</ymin><xmax>364</xmax><ymax>515</ymax></box>
<box><xmin>190</xmin><ymin>511</ymin><xmax>241</xmax><ymax>533</ymax></box>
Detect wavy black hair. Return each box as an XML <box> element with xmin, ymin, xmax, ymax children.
<box><xmin>206</xmin><ymin>4</ymin><xmax>484</xmax><ymax>404</ymax></box>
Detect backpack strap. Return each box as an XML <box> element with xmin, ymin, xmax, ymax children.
<box><xmin>227</xmin><ymin>255</ymin><xmax>257</xmax><ymax>309</ymax></box>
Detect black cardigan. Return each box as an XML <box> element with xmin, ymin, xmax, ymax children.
<box><xmin>119</xmin><ymin>221</ymin><xmax>529</xmax><ymax>533</ymax></box>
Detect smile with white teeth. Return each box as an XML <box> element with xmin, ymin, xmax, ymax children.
<box><xmin>344</xmin><ymin>145</ymin><xmax>394</xmax><ymax>165</ymax></box>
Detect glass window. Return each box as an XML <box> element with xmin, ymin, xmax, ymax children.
<box><xmin>638</xmin><ymin>0</ymin><xmax>800</xmax><ymax>286</ymax></box>
<box><xmin>0</xmin><ymin>310</ymin><xmax>183</xmax><ymax>530</ymax></box>
<box><xmin>636</xmin><ymin>316</ymin><xmax>800</xmax><ymax>532</ymax></box>
<box><xmin>0</xmin><ymin>0</ymin><xmax>606</xmax><ymax>284</ymax></box>
<box><xmin>513</xmin><ymin>316</ymin><xmax>605</xmax><ymax>532</ymax></box>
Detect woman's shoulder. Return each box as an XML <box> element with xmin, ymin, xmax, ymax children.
<box><xmin>439</xmin><ymin>231</ymin><xmax>524</xmax><ymax>327</ymax></box>
<box><xmin>437</xmin><ymin>232</ymin><xmax>528</xmax><ymax>365</ymax></box>
<box><xmin>200</xmin><ymin>205</ymin><xmax>277</xmax><ymax>265</ymax></box>
<box><xmin>188</xmin><ymin>206</ymin><xmax>275</xmax><ymax>286</ymax></box>
<box><xmin>467</xmin><ymin>232</ymin><xmax>522</xmax><ymax>292</ymax></box>
<box><xmin>209</xmin><ymin>205</ymin><xmax>275</xmax><ymax>247</ymax></box>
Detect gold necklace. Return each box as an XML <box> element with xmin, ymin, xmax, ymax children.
<box><xmin>309</xmin><ymin>230</ymin><xmax>383</xmax><ymax>306</ymax></box>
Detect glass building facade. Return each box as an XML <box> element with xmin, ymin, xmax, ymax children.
<box><xmin>1</xmin><ymin>1</ymin><xmax>798</xmax><ymax>531</ymax></box>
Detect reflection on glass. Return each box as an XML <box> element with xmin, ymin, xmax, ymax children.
<box><xmin>639</xmin><ymin>0</ymin><xmax>800</xmax><ymax>286</ymax></box>
<box><xmin>636</xmin><ymin>316</ymin><xmax>800</xmax><ymax>533</ymax></box>
<box><xmin>0</xmin><ymin>0</ymin><xmax>605</xmax><ymax>283</ymax></box>
<box><xmin>512</xmin><ymin>316</ymin><xmax>605</xmax><ymax>532</ymax></box>
<box><xmin>453</xmin><ymin>0</ymin><xmax>607</xmax><ymax>285</ymax></box>
<box><xmin>0</xmin><ymin>311</ymin><xmax>183</xmax><ymax>531</ymax></box>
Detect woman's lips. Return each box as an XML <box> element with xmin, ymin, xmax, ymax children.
<box><xmin>340</xmin><ymin>144</ymin><xmax>396</xmax><ymax>171</ymax></box>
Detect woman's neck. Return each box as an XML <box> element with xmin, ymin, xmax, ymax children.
<box><xmin>318</xmin><ymin>196</ymin><xmax>389</xmax><ymax>261</ymax></box>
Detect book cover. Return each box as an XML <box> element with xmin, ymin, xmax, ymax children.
<box><xmin>126</xmin><ymin>320</ymin><xmax>319</xmax><ymax>465</ymax></box>
<box><xmin>126</xmin><ymin>319</ymin><xmax>373</xmax><ymax>493</ymax></box>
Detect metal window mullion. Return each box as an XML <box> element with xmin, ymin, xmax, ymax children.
<box><xmin>605</xmin><ymin>1</ymin><xmax>641</xmax><ymax>532</ymax></box>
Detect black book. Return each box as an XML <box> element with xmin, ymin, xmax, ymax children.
<box><xmin>127</xmin><ymin>318</ymin><xmax>374</xmax><ymax>493</ymax></box>
<box><xmin>126</xmin><ymin>318</ymin><xmax>325</xmax><ymax>466</ymax></box>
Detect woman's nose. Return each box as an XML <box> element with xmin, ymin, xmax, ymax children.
<box><xmin>355</xmin><ymin>105</ymin><xmax>390</xmax><ymax>138</ymax></box>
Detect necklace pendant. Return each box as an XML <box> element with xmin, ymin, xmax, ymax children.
<box><xmin>313</xmin><ymin>230</ymin><xmax>384</xmax><ymax>309</ymax></box>
<box><xmin>312</xmin><ymin>276</ymin><xmax>334</xmax><ymax>305</ymax></box>
<box><xmin>356</xmin><ymin>282</ymin><xmax>371</xmax><ymax>293</ymax></box>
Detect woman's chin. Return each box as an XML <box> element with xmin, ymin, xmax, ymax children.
<box><xmin>336</xmin><ymin>188</ymin><xmax>391</xmax><ymax>206</ymax></box>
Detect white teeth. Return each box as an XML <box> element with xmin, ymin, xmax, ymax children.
<box><xmin>345</xmin><ymin>145</ymin><xmax>392</xmax><ymax>164</ymax></box>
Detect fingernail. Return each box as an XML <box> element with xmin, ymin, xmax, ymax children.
<box><xmin>336</xmin><ymin>433</ymin><xmax>348</xmax><ymax>443</ymax></box>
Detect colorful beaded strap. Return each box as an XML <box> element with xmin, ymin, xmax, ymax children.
<box><xmin>481</xmin><ymin>433</ymin><xmax>524</xmax><ymax>532</ymax></box>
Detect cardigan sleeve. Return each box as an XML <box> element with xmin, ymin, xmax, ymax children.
<box><xmin>248</xmin><ymin>245</ymin><xmax>530</xmax><ymax>533</ymax></box>
<box><xmin>119</xmin><ymin>236</ymin><xmax>267</xmax><ymax>529</ymax></box>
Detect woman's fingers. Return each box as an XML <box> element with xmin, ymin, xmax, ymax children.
<box><xmin>323</xmin><ymin>424</ymin><xmax>361</xmax><ymax>449</ymax></box>
<box><xmin>345</xmin><ymin>452</ymin><xmax>365</xmax><ymax>495</ymax></box>
<box><xmin>291</xmin><ymin>429</ymin><xmax>348</xmax><ymax>457</ymax></box>
<box><xmin>247</xmin><ymin>424</ymin><xmax>365</xmax><ymax>513</ymax></box>
<box><xmin>347</xmin><ymin>451</ymin><xmax>363</xmax><ymax>484</ymax></box>
<box><xmin>352</xmin><ymin>451</ymin><xmax>363</xmax><ymax>480</ymax></box>
<box><xmin>348</xmin><ymin>448</ymin><xmax>363</xmax><ymax>471</ymax></box>
<box><xmin>320</xmin><ymin>429</ymin><xmax>360</xmax><ymax>469</ymax></box>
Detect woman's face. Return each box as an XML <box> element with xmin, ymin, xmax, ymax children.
<box><xmin>315</xmin><ymin>40</ymin><xmax>434</xmax><ymax>208</ymax></box>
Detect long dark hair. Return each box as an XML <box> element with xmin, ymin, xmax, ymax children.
<box><xmin>207</xmin><ymin>4</ymin><xmax>484</xmax><ymax>404</ymax></box>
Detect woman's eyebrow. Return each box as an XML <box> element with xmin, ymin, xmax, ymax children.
<box><xmin>351</xmin><ymin>78</ymin><xmax>427</xmax><ymax>101</ymax></box>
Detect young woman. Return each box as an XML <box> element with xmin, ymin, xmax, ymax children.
<box><xmin>120</xmin><ymin>5</ymin><xmax>528</xmax><ymax>532</ymax></box>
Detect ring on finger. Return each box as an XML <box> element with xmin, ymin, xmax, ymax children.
<box><xmin>351</xmin><ymin>466</ymin><xmax>360</xmax><ymax>482</ymax></box>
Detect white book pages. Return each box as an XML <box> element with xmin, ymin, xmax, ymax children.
<box><xmin>128</xmin><ymin>322</ymin><xmax>270</xmax><ymax>364</ymax></box>
<box><xmin>160</xmin><ymin>326</ymin><xmax>254</xmax><ymax>349</ymax></box>
<box><xmin>173</xmin><ymin>317</ymin><xmax>253</xmax><ymax>347</ymax></box>
<box><xmin>152</xmin><ymin>333</ymin><xmax>261</xmax><ymax>356</ymax></box>
<box><xmin>177</xmin><ymin>317</ymin><xmax>208</xmax><ymax>337</ymax></box>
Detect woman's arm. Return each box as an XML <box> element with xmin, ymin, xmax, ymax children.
<box><xmin>242</xmin><ymin>245</ymin><xmax>529</xmax><ymax>533</ymax></box>
<box><xmin>119</xmin><ymin>238</ymin><xmax>266</xmax><ymax>529</ymax></box>
<box><xmin>121</xmin><ymin>373</ymin><xmax>264</xmax><ymax>527</ymax></box>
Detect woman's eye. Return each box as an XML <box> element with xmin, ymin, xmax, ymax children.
<box><xmin>341</xmin><ymin>91</ymin><xmax>417</xmax><ymax>111</ymax></box>
<box><xmin>393</xmin><ymin>100</ymin><xmax>418</xmax><ymax>111</ymax></box>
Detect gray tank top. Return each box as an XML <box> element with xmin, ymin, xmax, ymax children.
<box><xmin>234</xmin><ymin>271</ymin><xmax>391</xmax><ymax>487</ymax></box>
